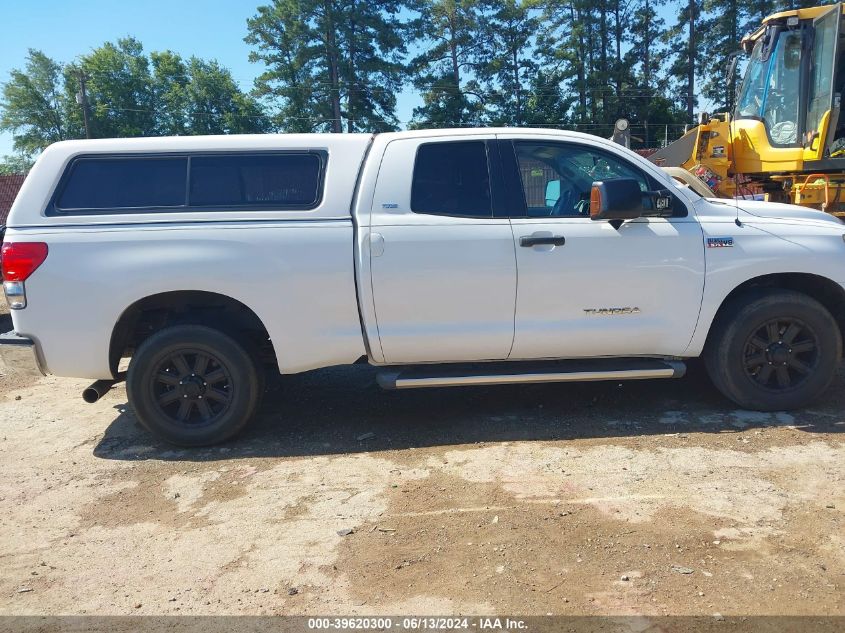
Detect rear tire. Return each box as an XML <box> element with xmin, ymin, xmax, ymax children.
<box><xmin>127</xmin><ymin>324</ymin><xmax>262</xmax><ymax>446</ymax></box>
<box><xmin>704</xmin><ymin>289</ymin><xmax>841</xmax><ymax>411</ymax></box>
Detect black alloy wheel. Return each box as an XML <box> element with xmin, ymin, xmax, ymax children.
<box><xmin>704</xmin><ymin>289</ymin><xmax>840</xmax><ymax>411</ymax></box>
<box><xmin>151</xmin><ymin>349</ymin><xmax>234</xmax><ymax>427</ymax></box>
<box><xmin>127</xmin><ymin>324</ymin><xmax>262</xmax><ymax>446</ymax></box>
<box><xmin>742</xmin><ymin>317</ymin><xmax>819</xmax><ymax>392</ymax></box>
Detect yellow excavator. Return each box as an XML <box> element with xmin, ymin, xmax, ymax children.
<box><xmin>650</xmin><ymin>3</ymin><xmax>845</xmax><ymax>214</ymax></box>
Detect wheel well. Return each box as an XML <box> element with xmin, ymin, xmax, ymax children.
<box><xmin>109</xmin><ymin>291</ymin><xmax>277</xmax><ymax>376</ymax></box>
<box><xmin>707</xmin><ymin>273</ymin><xmax>845</xmax><ymax>349</ymax></box>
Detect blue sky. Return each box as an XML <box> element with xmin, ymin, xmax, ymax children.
<box><xmin>0</xmin><ymin>0</ymin><xmax>684</xmax><ymax>157</ymax></box>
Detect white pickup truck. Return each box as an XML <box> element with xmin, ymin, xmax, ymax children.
<box><xmin>2</xmin><ymin>128</ymin><xmax>844</xmax><ymax>445</ymax></box>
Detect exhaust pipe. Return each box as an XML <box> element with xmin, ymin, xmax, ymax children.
<box><xmin>82</xmin><ymin>373</ymin><xmax>126</xmax><ymax>404</ymax></box>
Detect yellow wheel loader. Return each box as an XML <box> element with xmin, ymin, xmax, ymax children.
<box><xmin>650</xmin><ymin>3</ymin><xmax>845</xmax><ymax>214</ymax></box>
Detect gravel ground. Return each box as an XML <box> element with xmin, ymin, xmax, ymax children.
<box><xmin>0</xmin><ymin>293</ymin><xmax>843</xmax><ymax>618</ymax></box>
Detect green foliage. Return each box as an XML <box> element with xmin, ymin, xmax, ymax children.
<box><xmin>478</xmin><ymin>0</ymin><xmax>538</xmax><ymax>126</ymax></box>
<box><xmin>530</xmin><ymin>0</ymin><xmax>690</xmax><ymax>143</ymax></box>
<box><xmin>247</xmin><ymin>0</ymin><xmax>411</xmax><ymax>132</ymax></box>
<box><xmin>0</xmin><ymin>50</ymin><xmax>76</xmax><ymax>156</ymax></box>
<box><xmin>69</xmin><ymin>38</ymin><xmax>157</xmax><ymax>138</ymax></box>
<box><xmin>184</xmin><ymin>58</ymin><xmax>271</xmax><ymax>134</ymax></box>
<box><xmin>246</xmin><ymin>0</ymin><xmax>335</xmax><ymax>132</ymax></box>
<box><xmin>408</xmin><ymin>0</ymin><xmax>486</xmax><ymax>127</ymax></box>
<box><xmin>0</xmin><ymin>41</ymin><xmax>268</xmax><ymax>158</ymax></box>
<box><xmin>697</xmin><ymin>0</ymin><xmax>743</xmax><ymax>110</ymax></box>
<box><xmin>522</xmin><ymin>70</ymin><xmax>568</xmax><ymax>127</ymax></box>
<box><xmin>0</xmin><ymin>153</ymin><xmax>34</xmax><ymax>175</ymax></box>
<box><xmin>664</xmin><ymin>0</ymin><xmax>704</xmax><ymax>119</ymax></box>
<box><xmin>151</xmin><ymin>50</ymin><xmax>191</xmax><ymax>136</ymax></box>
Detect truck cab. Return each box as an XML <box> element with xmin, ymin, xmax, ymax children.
<box><xmin>356</xmin><ymin>130</ymin><xmax>704</xmax><ymax>365</ymax></box>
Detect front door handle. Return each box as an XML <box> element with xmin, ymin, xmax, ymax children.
<box><xmin>519</xmin><ymin>235</ymin><xmax>566</xmax><ymax>247</ymax></box>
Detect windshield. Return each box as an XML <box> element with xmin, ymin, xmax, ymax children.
<box><xmin>735</xmin><ymin>28</ymin><xmax>803</xmax><ymax>145</ymax></box>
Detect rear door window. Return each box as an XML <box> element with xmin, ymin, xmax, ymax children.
<box><xmin>411</xmin><ymin>141</ymin><xmax>492</xmax><ymax>217</ymax></box>
<box><xmin>56</xmin><ymin>157</ymin><xmax>187</xmax><ymax>210</ymax></box>
<box><xmin>189</xmin><ymin>154</ymin><xmax>323</xmax><ymax>208</ymax></box>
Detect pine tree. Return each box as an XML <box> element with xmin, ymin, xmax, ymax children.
<box><xmin>698</xmin><ymin>0</ymin><xmax>742</xmax><ymax>112</ymax></box>
<box><xmin>609</xmin><ymin>0</ymin><xmax>630</xmax><ymax>115</ymax></box>
<box><xmin>339</xmin><ymin>0</ymin><xmax>409</xmax><ymax>132</ymax></box>
<box><xmin>478</xmin><ymin>0</ymin><xmax>539</xmax><ymax>126</ymax></box>
<box><xmin>247</xmin><ymin>0</ymin><xmax>411</xmax><ymax>133</ymax></box>
<box><xmin>627</xmin><ymin>0</ymin><xmax>667</xmax><ymax>145</ymax></box>
<box><xmin>246</xmin><ymin>0</ymin><xmax>336</xmax><ymax>132</ymax></box>
<box><xmin>665</xmin><ymin>0</ymin><xmax>703</xmax><ymax>122</ymax></box>
<box><xmin>409</xmin><ymin>0</ymin><xmax>486</xmax><ymax>127</ymax></box>
<box><xmin>523</xmin><ymin>69</ymin><xmax>568</xmax><ymax>127</ymax></box>
<box><xmin>535</xmin><ymin>3</ymin><xmax>587</xmax><ymax>124</ymax></box>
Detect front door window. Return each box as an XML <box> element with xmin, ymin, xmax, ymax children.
<box><xmin>513</xmin><ymin>141</ymin><xmax>666</xmax><ymax>217</ymax></box>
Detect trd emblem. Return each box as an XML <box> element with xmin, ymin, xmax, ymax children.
<box><xmin>707</xmin><ymin>237</ymin><xmax>734</xmax><ymax>248</ymax></box>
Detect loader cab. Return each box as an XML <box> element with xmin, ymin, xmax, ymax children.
<box><xmin>733</xmin><ymin>4</ymin><xmax>844</xmax><ymax>171</ymax></box>
<box><xmin>736</xmin><ymin>24</ymin><xmax>803</xmax><ymax>146</ymax></box>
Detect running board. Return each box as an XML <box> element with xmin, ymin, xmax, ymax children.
<box><xmin>377</xmin><ymin>358</ymin><xmax>686</xmax><ymax>390</ymax></box>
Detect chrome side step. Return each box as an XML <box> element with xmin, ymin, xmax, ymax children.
<box><xmin>377</xmin><ymin>358</ymin><xmax>686</xmax><ymax>390</ymax></box>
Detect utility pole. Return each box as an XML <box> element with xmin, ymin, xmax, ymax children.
<box><xmin>76</xmin><ymin>71</ymin><xmax>92</xmax><ymax>139</ymax></box>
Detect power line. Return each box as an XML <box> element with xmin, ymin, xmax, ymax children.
<box><xmin>95</xmin><ymin>104</ymin><xmax>692</xmax><ymax>131</ymax></box>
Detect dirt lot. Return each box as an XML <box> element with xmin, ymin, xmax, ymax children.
<box><xmin>0</xmin><ymin>294</ymin><xmax>843</xmax><ymax>618</ymax></box>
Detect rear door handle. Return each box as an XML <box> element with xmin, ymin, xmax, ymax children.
<box><xmin>519</xmin><ymin>235</ymin><xmax>566</xmax><ymax>247</ymax></box>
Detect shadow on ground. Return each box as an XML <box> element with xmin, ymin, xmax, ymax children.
<box><xmin>92</xmin><ymin>360</ymin><xmax>845</xmax><ymax>462</ymax></box>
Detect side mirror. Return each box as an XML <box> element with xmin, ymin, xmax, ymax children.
<box><xmin>590</xmin><ymin>178</ymin><xmax>674</xmax><ymax>222</ymax></box>
<box><xmin>590</xmin><ymin>178</ymin><xmax>644</xmax><ymax>221</ymax></box>
<box><xmin>544</xmin><ymin>180</ymin><xmax>561</xmax><ymax>207</ymax></box>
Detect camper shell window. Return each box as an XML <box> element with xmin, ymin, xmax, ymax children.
<box><xmin>50</xmin><ymin>151</ymin><xmax>326</xmax><ymax>214</ymax></box>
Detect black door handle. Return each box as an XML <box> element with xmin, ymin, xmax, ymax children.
<box><xmin>519</xmin><ymin>235</ymin><xmax>566</xmax><ymax>247</ymax></box>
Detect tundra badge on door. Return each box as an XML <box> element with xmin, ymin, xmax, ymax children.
<box><xmin>583</xmin><ymin>307</ymin><xmax>641</xmax><ymax>316</ymax></box>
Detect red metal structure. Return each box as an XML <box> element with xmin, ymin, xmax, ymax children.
<box><xmin>0</xmin><ymin>174</ymin><xmax>26</xmax><ymax>225</ymax></box>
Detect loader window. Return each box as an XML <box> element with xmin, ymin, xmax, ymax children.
<box><xmin>807</xmin><ymin>8</ymin><xmax>839</xmax><ymax>140</ymax></box>
<box><xmin>736</xmin><ymin>29</ymin><xmax>802</xmax><ymax>146</ymax></box>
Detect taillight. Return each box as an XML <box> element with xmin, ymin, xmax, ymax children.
<box><xmin>1</xmin><ymin>242</ymin><xmax>48</xmax><ymax>282</ymax></box>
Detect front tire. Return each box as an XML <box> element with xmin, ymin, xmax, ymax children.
<box><xmin>704</xmin><ymin>289</ymin><xmax>841</xmax><ymax>411</ymax></box>
<box><xmin>127</xmin><ymin>324</ymin><xmax>262</xmax><ymax>446</ymax></box>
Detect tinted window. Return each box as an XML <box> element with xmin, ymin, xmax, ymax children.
<box><xmin>57</xmin><ymin>158</ymin><xmax>187</xmax><ymax>210</ymax></box>
<box><xmin>514</xmin><ymin>142</ymin><xmax>679</xmax><ymax>217</ymax></box>
<box><xmin>189</xmin><ymin>154</ymin><xmax>322</xmax><ymax>208</ymax></box>
<box><xmin>411</xmin><ymin>141</ymin><xmax>491</xmax><ymax>217</ymax></box>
